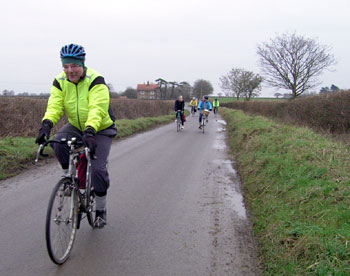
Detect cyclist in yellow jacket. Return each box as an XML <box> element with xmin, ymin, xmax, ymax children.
<box><xmin>35</xmin><ymin>44</ymin><xmax>117</xmax><ymax>228</ymax></box>
<box><xmin>189</xmin><ymin>97</ymin><xmax>198</xmax><ymax>115</ymax></box>
<box><xmin>213</xmin><ymin>98</ymin><xmax>220</xmax><ymax>114</ymax></box>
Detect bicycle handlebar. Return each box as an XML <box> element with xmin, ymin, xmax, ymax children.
<box><xmin>35</xmin><ymin>138</ymin><xmax>88</xmax><ymax>163</ymax></box>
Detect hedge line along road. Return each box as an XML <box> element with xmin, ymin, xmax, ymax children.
<box><xmin>0</xmin><ymin>113</ymin><xmax>260</xmax><ymax>276</ymax></box>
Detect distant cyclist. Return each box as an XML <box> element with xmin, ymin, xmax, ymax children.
<box><xmin>197</xmin><ymin>96</ymin><xmax>212</xmax><ymax>129</ymax></box>
<box><xmin>35</xmin><ymin>44</ymin><xmax>117</xmax><ymax>228</ymax></box>
<box><xmin>189</xmin><ymin>97</ymin><xmax>198</xmax><ymax>115</ymax></box>
<box><xmin>213</xmin><ymin>98</ymin><xmax>220</xmax><ymax>114</ymax></box>
<box><xmin>174</xmin><ymin>95</ymin><xmax>185</xmax><ymax>129</ymax></box>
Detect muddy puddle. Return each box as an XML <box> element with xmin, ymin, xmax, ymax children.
<box><xmin>204</xmin><ymin>118</ymin><xmax>260</xmax><ymax>275</ymax></box>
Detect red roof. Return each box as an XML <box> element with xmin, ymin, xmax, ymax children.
<box><xmin>137</xmin><ymin>83</ymin><xmax>159</xmax><ymax>92</ymax></box>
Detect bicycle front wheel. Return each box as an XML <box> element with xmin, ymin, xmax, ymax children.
<box><xmin>46</xmin><ymin>178</ymin><xmax>78</xmax><ymax>265</ymax></box>
<box><xmin>86</xmin><ymin>167</ymin><xmax>96</xmax><ymax>228</ymax></box>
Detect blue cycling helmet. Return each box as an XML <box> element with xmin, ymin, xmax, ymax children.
<box><xmin>60</xmin><ymin>44</ymin><xmax>86</xmax><ymax>60</ymax></box>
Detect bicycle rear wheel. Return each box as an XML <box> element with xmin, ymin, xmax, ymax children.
<box><xmin>202</xmin><ymin>117</ymin><xmax>205</xmax><ymax>133</ymax></box>
<box><xmin>46</xmin><ymin>178</ymin><xmax>78</xmax><ymax>264</ymax></box>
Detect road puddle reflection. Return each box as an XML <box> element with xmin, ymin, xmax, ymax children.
<box><xmin>212</xmin><ymin>159</ymin><xmax>247</xmax><ymax>219</ymax></box>
<box><xmin>217</xmin><ymin>120</ymin><xmax>227</xmax><ymax>125</ymax></box>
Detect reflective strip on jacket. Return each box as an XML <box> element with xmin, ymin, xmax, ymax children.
<box><xmin>43</xmin><ymin>67</ymin><xmax>115</xmax><ymax>132</ymax></box>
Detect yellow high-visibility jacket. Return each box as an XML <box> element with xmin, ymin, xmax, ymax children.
<box><xmin>43</xmin><ymin>67</ymin><xmax>115</xmax><ymax>132</ymax></box>
<box><xmin>189</xmin><ymin>99</ymin><xmax>198</xmax><ymax>107</ymax></box>
<box><xmin>213</xmin><ymin>100</ymin><xmax>220</xmax><ymax>107</ymax></box>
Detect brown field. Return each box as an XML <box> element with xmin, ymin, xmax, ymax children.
<box><xmin>222</xmin><ymin>90</ymin><xmax>350</xmax><ymax>134</ymax></box>
<box><xmin>0</xmin><ymin>97</ymin><xmax>173</xmax><ymax>137</ymax></box>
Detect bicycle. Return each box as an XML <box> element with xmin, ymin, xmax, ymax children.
<box><xmin>200</xmin><ymin>109</ymin><xmax>210</xmax><ymax>133</ymax></box>
<box><xmin>213</xmin><ymin>106</ymin><xmax>218</xmax><ymax>118</ymax></box>
<box><xmin>35</xmin><ymin>137</ymin><xmax>95</xmax><ymax>265</ymax></box>
<box><xmin>191</xmin><ymin>106</ymin><xmax>196</xmax><ymax>116</ymax></box>
<box><xmin>176</xmin><ymin>110</ymin><xmax>183</xmax><ymax>132</ymax></box>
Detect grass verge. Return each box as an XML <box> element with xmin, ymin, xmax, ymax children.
<box><xmin>0</xmin><ymin>114</ymin><xmax>175</xmax><ymax>181</ymax></box>
<box><xmin>220</xmin><ymin>107</ymin><xmax>350</xmax><ymax>275</ymax></box>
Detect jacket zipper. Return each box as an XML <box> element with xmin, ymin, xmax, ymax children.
<box><xmin>75</xmin><ymin>84</ymin><xmax>83</xmax><ymax>131</ymax></box>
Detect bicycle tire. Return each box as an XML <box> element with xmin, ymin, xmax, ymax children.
<box><xmin>46</xmin><ymin>178</ymin><xmax>78</xmax><ymax>264</ymax></box>
<box><xmin>202</xmin><ymin>117</ymin><xmax>205</xmax><ymax>133</ymax></box>
<box><xmin>86</xmin><ymin>165</ymin><xmax>95</xmax><ymax>228</ymax></box>
<box><xmin>176</xmin><ymin>113</ymin><xmax>181</xmax><ymax>132</ymax></box>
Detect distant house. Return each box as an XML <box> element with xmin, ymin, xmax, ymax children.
<box><xmin>137</xmin><ymin>82</ymin><xmax>160</xmax><ymax>99</ymax></box>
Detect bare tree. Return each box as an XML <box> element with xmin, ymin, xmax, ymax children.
<box><xmin>257</xmin><ymin>32</ymin><xmax>336</xmax><ymax>98</ymax></box>
<box><xmin>168</xmin><ymin>81</ymin><xmax>178</xmax><ymax>99</ymax></box>
<box><xmin>2</xmin><ymin>89</ymin><xmax>15</xmax><ymax>96</ymax></box>
<box><xmin>241</xmin><ymin>71</ymin><xmax>263</xmax><ymax>100</ymax></box>
<box><xmin>155</xmin><ymin>78</ymin><xmax>168</xmax><ymax>99</ymax></box>
<box><xmin>219</xmin><ymin>68</ymin><xmax>262</xmax><ymax>100</ymax></box>
<box><xmin>177</xmin><ymin>82</ymin><xmax>192</xmax><ymax>101</ymax></box>
<box><xmin>122</xmin><ymin>87</ymin><xmax>137</xmax><ymax>99</ymax></box>
<box><xmin>219</xmin><ymin>68</ymin><xmax>242</xmax><ymax>99</ymax></box>
<box><xmin>107</xmin><ymin>83</ymin><xmax>116</xmax><ymax>93</ymax></box>
<box><xmin>274</xmin><ymin>92</ymin><xmax>282</xmax><ymax>99</ymax></box>
<box><xmin>193</xmin><ymin>79</ymin><xmax>213</xmax><ymax>99</ymax></box>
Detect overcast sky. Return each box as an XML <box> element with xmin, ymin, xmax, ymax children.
<box><xmin>1</xmin><ymin>0</ymin><xmax>349</xmax><ymax>96</ymax></box>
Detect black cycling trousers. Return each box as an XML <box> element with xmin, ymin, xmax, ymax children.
<box><xmin>52</xmin><ymin>123</ymin><xmax>116</xmax><ymax>194</ymax></box>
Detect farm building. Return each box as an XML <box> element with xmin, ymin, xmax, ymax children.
<box><xmin>137</xmin><ymin>82</ymin><xmax>160</xmax><ymax>99</ymax></box>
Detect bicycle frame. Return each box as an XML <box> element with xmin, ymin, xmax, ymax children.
<box><xmin>176</xmin><ymin>110</ymin><xmax>182</xmax><ymax>132</ymax></box>
<box><xmin>201</xmin><ymin>114</ymin><xmax>207</xmax><ymax>126</ymax></box>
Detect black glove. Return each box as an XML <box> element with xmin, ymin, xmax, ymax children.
<box><xmin>35</xmin><ymin>119</ymin><xmax>53</xmax><ymax>144</ymax></box>
<box><xmin>83</xmin><ymin>127</ymin><xmax>97</xmax><ymax>156</ymax></box>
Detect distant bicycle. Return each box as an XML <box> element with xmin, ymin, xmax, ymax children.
<box><xmin>35</xmin><ymin>136</ymin><xmax>95</xmax><ymax>265</ymax></box>
<box><xmin>176</xmin><ymin>110</ymin><xmax>183</xmax><ymax>132</ymax></box>
<box><xmin>200</xmin><ymin>109</ymin><xmax>210</xmax><ymax>133</ymax></box>
<box><xmin>213</xmin><ymin>106</ymin><xmax>218</xmax><ymax>118</ymax></box>
<box><xmin>191</xmin><ymin>106</ymin><xmax>196</xmax><ymax>116</ymax></box>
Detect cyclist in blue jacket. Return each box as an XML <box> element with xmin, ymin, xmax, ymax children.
<box><xmin>197</xmin><ymin>96</ymin><xmax>212</xmax><ymax>129</ymax></box>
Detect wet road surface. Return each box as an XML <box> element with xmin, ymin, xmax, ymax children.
<box><xmin>0</xmin><ymin>113</ymin><xmax>260</xmax><ymax>276</ymax></box>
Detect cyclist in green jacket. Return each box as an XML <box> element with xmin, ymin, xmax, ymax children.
<box><xmin>213</xmin><ymin>98</ymin><xmax>220</xmax><ymax>114</ymax></box>
<box><xmin>35</xmin><ymin>44</ymin><xmax>117</xmax><ymax>228</ymax></box>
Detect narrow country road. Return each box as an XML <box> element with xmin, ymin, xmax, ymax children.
<box><xmin>0</xmin><ymin>113</ymin><xmax>260</xmax><ymax>276</ymax></box>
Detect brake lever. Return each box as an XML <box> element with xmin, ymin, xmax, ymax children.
<box><xmin>35</xmin><ymin>144</ymin><xmax>44</xmax><ymax>163</ymax></box>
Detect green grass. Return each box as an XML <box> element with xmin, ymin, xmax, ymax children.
<box><xmin>0</xmin><ymin>137</ymin><xmax>44</xmax><ymax>180</ymax></box>
<box><xmin>220</xmin><ymin>108</ymin><xmax>350</xmax><ymax>275</ymax></box>
<box><xmin>115</xmin><ymin>114</ymin><xmax>174</xmax><ymax>138</ymax></box>
<box><xmin>0</xmin><ymin>114</ymin><xmax>176</xmax><ymax>181</ymax></box>
<box><xmin>209</xmin><ymin>97</ymin><xmax>283</xmax><ymax>103</ymax></box>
